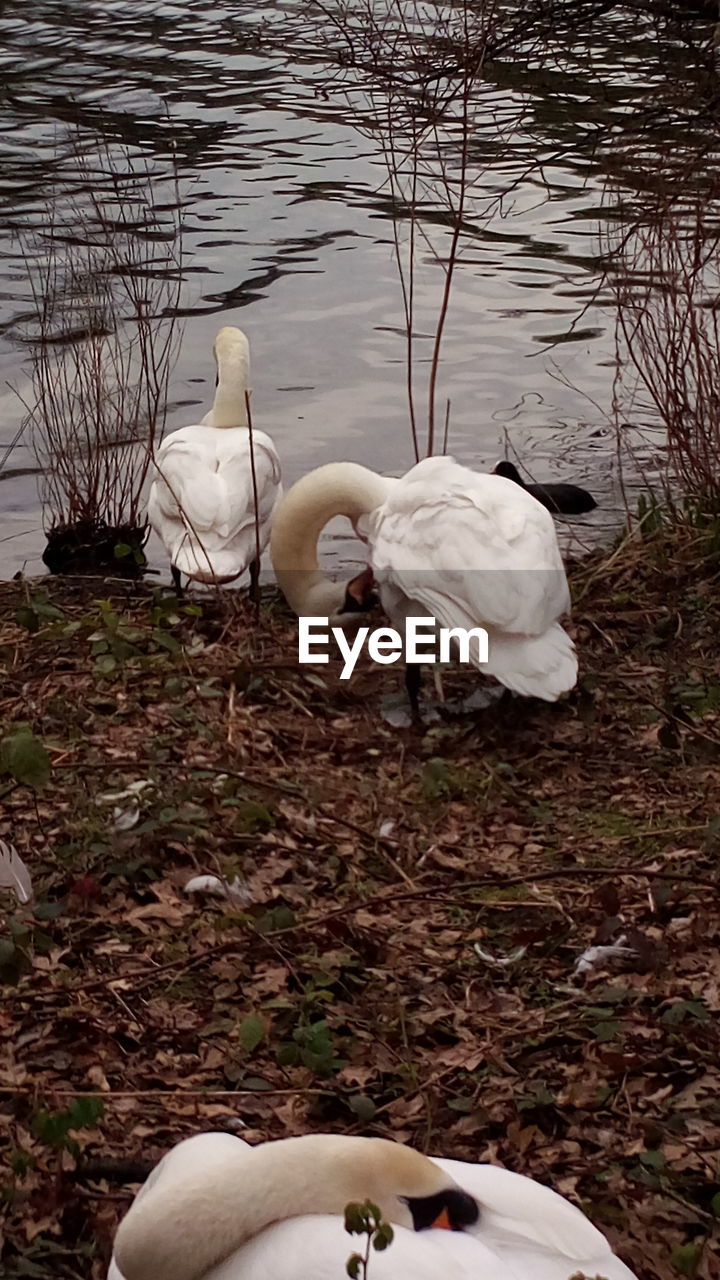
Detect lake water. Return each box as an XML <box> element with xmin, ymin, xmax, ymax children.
<box><xmin>0</xmin><ymin>0</ymin><xmax>711</xmax><ymax>579</ymax></box>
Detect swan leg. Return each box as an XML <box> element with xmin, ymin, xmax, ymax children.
<box><xmin>171</xmin><ymin>564</ymin><xmax>184</xmax><ymax>598</ymax></box>
<box><xmin>249</xmin><ymin>557</ymin><xmax>260</xmax><ymax>604</ymax></box>
<box><xmin>405</xmin><ymin>664</ymin><xmax>424</xmax><ymax>726</ymax></box>
<box><xmin>433</xmin><ymin>667</ymin><xmax>445</xmax><ymax>702</ymax></box>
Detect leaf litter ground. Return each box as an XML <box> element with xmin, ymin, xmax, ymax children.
<box><xmin>0</xmin><ymin>544</ymin><xmax>719</xmax><ymax>1279</ymax></box>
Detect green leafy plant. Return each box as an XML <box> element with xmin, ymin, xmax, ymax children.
<box><xmin>231</xmin><ymin>799</ymin><xmax>275</xmax><ymax>834</ymax></box>
<box><xmin>517</xmin><ymin>1083</ymin><xmax>555</xmax><ymax>1113</ymax></box>
<box><xmin>661</xmin><ymin>999</ymin><xmax>710</xmax><ymax>1029</ymax></box>
<box><xmin>85</xmin><ymin>597</ymin><xmax>198</xmax><ymax>674</ymax></box>
<box><xmin>150</xmin><ymin>591</ymin><xmax>203</xmax><ymax>629</ymax></box>
<box><xmin>31</xmin><ymin>1097</ymin><xmax>105</xmax><ymax>1156</ymax></box>
<box><xmin>14</xmin><ymin>591</ymin><xmax>65</xmax><ymax>634</ymax></box>
<box><xmin>671</xmin><ymin>1242</ymin><xmax>704</xmax><ymax>1277</ymax></box>
<box><xmin>87</xmin><ymin>600</ymin><xmax>146</xmax><ymax>673</ymax></box>
<box><xmin>344</xmin><ymin>1200</ymin><xmax>394</xmax><ymax>1280</ymax></box>
<box><xmin>419</xmin><ymin>756</ymin><xmax>475</xmax><ymax>800</ymax></box>
<box><xmin>276</xmin><ymin>1018</ymin><xmax>346</xmax><ymax>1078</ymax></box>
<box><xmin>0</xmin><ymin>724</ymin><xmax>51</xmax><ymax>791</ymax></box>
<box><xmin>238</xmin><ymin>1014</ymin><xmax>265</xmax><ymax>1054</ymax></box>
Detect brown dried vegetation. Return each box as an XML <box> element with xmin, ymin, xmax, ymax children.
<box><xmin>1</xmin><ymin>536</ymin><xmax>719</xmax><ymax>1279</ymax></box>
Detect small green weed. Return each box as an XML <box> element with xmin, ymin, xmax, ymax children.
<box><xmin>31</xmin><ymin>1097</ymin><xmax>105</xmax><ymax>1155</ymax></box>
<box><xmin>344</xmin><ymin>1200</ymin><xmax>394</xmax><ymax>1280</ymax></box>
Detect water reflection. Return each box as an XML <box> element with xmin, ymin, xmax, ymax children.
<box><xmin>0</xmin><ymin>0</ymin><xmax>717</xmax><ymax>575</ymax></box>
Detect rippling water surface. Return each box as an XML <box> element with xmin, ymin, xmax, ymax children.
<box><xmin>0</xmin><ymin>0</ymin><xmax>712</xmax><ymax>576</ymax></box>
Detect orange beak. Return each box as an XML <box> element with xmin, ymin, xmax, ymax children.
<box><xmin>431</xmin><ymin>1208</ymin><xmax>452</xmax><ymax>1230</ymax></box>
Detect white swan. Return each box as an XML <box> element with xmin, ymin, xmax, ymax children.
<box><xmin>270</xmin><ymin>456</ymin><xmax>577</xmax><ymax>715</ymax></box>
<box><xmin>108</xmin><ymin>1131</ymin><xmax>637</xmax><ymax>1280</ymax></box>
<box><xmin>148</xmin><ymin>327</ymin><xmax>281</xmax><ymax>592</ymax></box>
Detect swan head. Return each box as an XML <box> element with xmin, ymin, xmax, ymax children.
<box><xmin>492</xmin><ymin>460</ymin><xmax>523</xmax><ymax>484</ymax></box>
<box><xmin>344</xmin><ymin>1137</ymin><xmax>479</xmax><ymax>1233</ymax></box>
<box><xmin>213</xmin><ymin>326</ymin><xmax>249</xmax><ymax>365</ymax></box>
<box><xmin>209</xmin><ymin>327</ymin><xmax>251</xmax><ymax>426</ymax></box>
<box><xmin>270</xmin><ymin>463</ymin><xmax>390</xmax><ymax>620</ymax></box>
<box><xmin>283</xmin><ymin>565</ymin><xmax>376</xmax><ymax>623</ymax></box>
<box><xmin>343</xmin><ymin>566</ymin><xmax>377</xmax><ymax>612</ymax></box>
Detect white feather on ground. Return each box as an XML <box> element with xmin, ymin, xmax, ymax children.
<box><xmin>183</xmin><ymin>875</ymin><xmax>253</xmax><ymax>907</ymax></box>
<box><xmin>0</xmin><ymin>840</ymin><xmax>33</xmax><ymax>904</ymax></box>
<box><xmin>574</xmin><ymin>936</ymin><xmax>636</xmax><ymax>976</ymax></box>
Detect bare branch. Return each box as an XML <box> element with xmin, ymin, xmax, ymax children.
<box><xmin>16</xmin><ymin>130</ymin><xmax>184</xmax><ymax>571</ymax></box>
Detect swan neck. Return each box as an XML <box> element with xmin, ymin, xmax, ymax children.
<box><xmin>270</xmin><ymin>463</ymin><xmax>390</xmax><ymax>616</ymax></box>
<box><xmin>212</xmin><ymin>344</ymin><xmax>250</xmax><ymax>429</ymax></box>
<box><xmin>113</xmin><ymin>1136</ymin><xmax>420</xmax><ymax>1280</ymax></box>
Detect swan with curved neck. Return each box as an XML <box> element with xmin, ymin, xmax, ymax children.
<box><xmin>112</xmin><ymin>1134</ymin><xmax>474</xmax><ymax>1280</ymax></box>
<box><xmin>109</xmin><ymin>1131</ymin><xmax>639</xmax><ymax>1280</ymax></box>
<box><xmin>271</xmin><ymin>456</ymin><xmax>577</xmax><ymax>715</ymax></box>
<box><xmin>148</xmin><ymin>326</ymin><xmax>281</xmax><ymax>590</ymax></box>
<box><xmin>270</xmin><ymin>462</ymin><xmax>389</xmax><ymax>618</ymax></box>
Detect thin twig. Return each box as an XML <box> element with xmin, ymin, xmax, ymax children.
<box><xmin>245</xmin><ymin>388</ymin><xmax>262</xmax><ymax>621</ymax></box>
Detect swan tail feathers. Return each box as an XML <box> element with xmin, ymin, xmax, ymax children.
<box><xmin>171</xmin><ymin>535</ymin><xmax>256</xmax><ymax>583</ymax></box>
<box><xmin>387</xmin><ymin>585</ymin><xmax>577</xmax><ymax>702</ymax></box>
<box><xmin>483</xmin><ymin>622</ymin><xmax>577</xmax><ymax>700</ymax></box>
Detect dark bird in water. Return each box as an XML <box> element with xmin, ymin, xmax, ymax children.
<box><xmin>493</xmin><ymin>460</ymin><xmax>597</xmax><ymax>516</ymax></box>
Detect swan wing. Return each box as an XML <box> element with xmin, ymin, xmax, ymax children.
<box><xmin>203</xmin><ymin>1214</ymin><xmax>511</xmax><ymax>1280</ymax></box>
<box><xmin>151</xmin><ymin>427</ymin><xmax>280</xmax><ymax>538</ymax></box>
<box><xmin>367</xmin><ymin>457</ymin><xmax>571</xmax><ymax>637</ymax></box>
<box><xmin>376</xmin><ymin>580</ymin><xmax>576</xmax><ymax>699</ymax></box>
<box><xmin>197</xmin><ymin>429</ymin><xmax>281</xmax><ymax>543</ymax></box>
<box><xmin>149</xmin><ymin>426</ymin><xmax>281</xmax><ymax>580</ymax></box>
<box><xmin>151</xmin><ymin>427</ymin><xmax>233</xmax><ymax>533</ymax></box>
<box><xmin>430</xmin><ymin>1159</ymin><xmax>637</xmax><ymax>1280</ymax></box>
<box><xmin>479</xmin><ymin>623</ymin><xmax>577</xmax><ymax>700</ymax></box>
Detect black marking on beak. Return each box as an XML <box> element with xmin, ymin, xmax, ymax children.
<box><xmin>342</xmin><ymin>566</ymin><xmax>377</xmax><ymax>613</ymax></box>
<box><xmin>407</xmin><ymin>1189</ymin><xmax>479</xmax><ymax>1233</ymax></box>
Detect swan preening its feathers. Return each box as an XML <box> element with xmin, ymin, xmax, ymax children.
<box><xmin>271</xmin><ymin>456</ymin><xmax>577</xmax><ymax>707</ymax></box>
<box><xmin>109</xmin><ymin>1131</ymin><xmax>637</xmax><ymax>1280</ymax></box>
<box><xmin>148</xmin><ymin>329</ymin><xmax>576</xmax><ymax>711</ymax></box>
<box><xmin>147</xmin><ymin>327</ymin><xmax>576</xmax><ymax>716</ymax></box>
<box><xmin>148</xmin><ymin>327</ymin><xmax>282</xmax><ymax>587</ymax></box>
<box><xmin>147</xmin><ymin>325</ymin><xmax>578</xmax><ymax>712</ymax></box>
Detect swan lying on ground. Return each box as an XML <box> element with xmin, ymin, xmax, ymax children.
<box><xmin>148</xmin><ymin>327</ymin><xmax>281</xmax><ymax>593</ymax></box>
<box><xmin>108</xmin><ymin>1131</ymin><xmax>638</xmax><ymax>1280</ymax></box>
<box><xmin>270</xmin><ymin>456</ymin><xmax>577</xmax><ymax>717</ymax></box>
